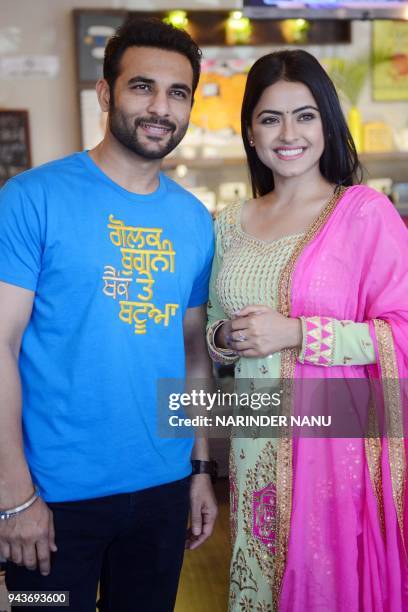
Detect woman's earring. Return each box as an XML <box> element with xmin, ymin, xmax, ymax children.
<box><xmin>249</xmin><ymin>138</ymin><xmax>255</xmax><ymax>146</ymax></box>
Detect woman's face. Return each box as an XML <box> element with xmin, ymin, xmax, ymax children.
<box><xmin>249</xmin><ymin>80</ymin><xmax>325</xmax><ymax>183</ymax></box>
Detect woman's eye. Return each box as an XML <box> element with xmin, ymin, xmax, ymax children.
<box><xmin>298</xmin><ymin>113</ymin><xmax>315</xmax><ymax>121</ymax></box>
<box><xmin>261</xmin><ymin>116</ymin><xmax>279</xmax><ymax>125</ymax></box>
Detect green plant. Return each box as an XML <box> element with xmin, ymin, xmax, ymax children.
<box><xmin>326</xmin><ymin>58</ymin><xmax>369</xmax><ymax>106</ymax></box>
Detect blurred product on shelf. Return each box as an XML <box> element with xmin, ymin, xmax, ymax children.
<box><xmin>187</xmin><ymin>187</ymin><xmax>217</xmax><ymax>214</ymax></box>
<box><xmin>394</xmin><ymin>127</ymin><xmax>408</xmax><ymax>151</ymax></box>
<box><xmin>363</xmin><ymin>121</ymin><xmax>394</xmax><ymax>152</ymax></box>
<box><xmin>392</xmin><ymin>182</ymin><xmax>408</xmax><ymax>215</ymax></box>
<box><xmin>366</xmin><ymin>177</ymin><xmax>393</xmax><ymax>195</ymax></box>
<box><xmin>218</xmin><ymin>182</ymin><xmax>247</xmax><ymax>202</ymax></box>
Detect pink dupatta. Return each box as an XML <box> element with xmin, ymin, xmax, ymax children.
<box><xmin>274</xmin><ymin>185</ymin><xmax>408</xmax><ymax>611</ymax></box>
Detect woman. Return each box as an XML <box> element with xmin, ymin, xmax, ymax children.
<box><xmin>206</xmin><ymin>50</ymin><xmax>408</xmax><ymax>611</ymax></box>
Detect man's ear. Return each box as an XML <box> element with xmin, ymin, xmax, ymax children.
<box><xmin>95</xmin><ymin>79</ymin><xmax>111</xmax><ymax>112</ymax></box>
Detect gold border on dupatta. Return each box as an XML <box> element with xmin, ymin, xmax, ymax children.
<box><xmin>365</xmin><ymin>398</ymin><xmax>385</xmax><ymax>537</ymax></box>
<box><xmin>272</xmin><ymin>186</ymin><xmax>347</xmax><ymax>608</ymax></box>
<box><xmin>373</xmin><ymin>318</ymin><xmax>406</xmax><ymax>539</ymax></box>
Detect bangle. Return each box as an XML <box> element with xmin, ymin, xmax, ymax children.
<box><xmin>0</xmin><ymin>486</ymin><xmax>40</xmax><ymax>521</ymax></box>
<box><xmin>298</xmin><ymin>316</ymin><xmax>308</xmax><ymax>362</ymax></box>
<box><xmin>206</xmin><ymin>320</ymin><xmax>238</xmax><ymax>365</ymax></box>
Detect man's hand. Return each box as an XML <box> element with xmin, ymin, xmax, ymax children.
<box><xmin>183</xmin><ymin>305</ymin><xmax>217</xmax><ymax>549</ymax></box>
<box><xmin>226</xmin><ymin>305</ymin><xmax>302</xmax><ymax>358</ymax></box>
<box><xmin>186</xmin><ymin>474</ymin><xmax>217</xmax><ymax>550</ymax></box>
<box><xmin>0</xmin><ymin>282</ymin><xmax>54</xmax><ymax>572</ymax></box>
<box><xmin>0</xmin><ymin>497</ymin><xmax>57</xmax><ymax>575</ymax></box>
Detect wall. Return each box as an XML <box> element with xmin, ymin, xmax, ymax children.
<box><xmin>0</xmin><ymin>0</ymin><xmax>406</xmax><ymax>166</ymax></box>
<box><xmin>1</xmin><ymin>0</ymin><xmax>110</xmax><ymax>166</ymax></box>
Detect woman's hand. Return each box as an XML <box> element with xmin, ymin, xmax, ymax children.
<box><xmin>226</xmin><ymin>305</ymin><xmax>302</xmax><ymax>358</ymax></box>
<box><xmin>214</xmin><ymin>319</ymin><xmax>234</xmax><ymax>351</ymax></box>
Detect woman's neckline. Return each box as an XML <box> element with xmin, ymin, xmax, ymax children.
<box><xmin>235</xmin><ymin>200</ymin><xmax>304</xmax><ymax>246</ymax></box>
<box><xmin>235</xmin><ymin>187</ymin><xmax>346</xmax><ymax>246</ymax></box>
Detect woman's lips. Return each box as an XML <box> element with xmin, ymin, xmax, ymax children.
<box><xmin>274</xmin><ymin>147</ymin><xmax>306</xmax><ymax>160</ymax></box>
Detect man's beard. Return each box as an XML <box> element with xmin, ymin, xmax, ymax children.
<box><xmin>108</xmin><ymin>107</ymin><xmax>188</xmax><ymax>160</ymax></box>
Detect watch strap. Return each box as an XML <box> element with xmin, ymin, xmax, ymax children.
<box><xmin>191</xmin><ymin>459</ymin><xmax>218</xmax><ymax>483</ymax></box>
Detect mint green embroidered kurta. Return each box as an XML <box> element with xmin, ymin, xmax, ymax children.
<box><xmin>207</xmin><ymin>201</ymin><xmax>375</xmax><ymax>612</ymax></box>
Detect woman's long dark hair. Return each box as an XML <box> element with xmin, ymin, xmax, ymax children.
<box><xmin>241</xmin><ymin>50</ymin><xmax>363</xmax><ymax>198</ymax></box>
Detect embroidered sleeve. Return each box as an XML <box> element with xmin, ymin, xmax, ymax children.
<box><xmin>206</xmin><ymin>219</ymin><xmax>239</xmax><ymax>366</ymax></box>
<box><xmin>298</xmin><ymin>317</ymin><xmax>376</xmax><ymax>367</ymax></box>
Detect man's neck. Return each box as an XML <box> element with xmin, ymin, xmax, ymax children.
<box><xmin>89</xmin><ymin>134</ymin><xmax>162</xmax><ymax>195</ymax></box>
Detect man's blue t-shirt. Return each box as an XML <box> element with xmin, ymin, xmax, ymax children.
<box><xmin>0</xmin><ymin>151</ymin><xmax>214</xmax><ymax>502</ymax></box>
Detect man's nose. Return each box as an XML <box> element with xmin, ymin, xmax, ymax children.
<box><xmin>147</xmin><ymin>90</ymin><xmax>170</xmax><ymax>116</ymax></box>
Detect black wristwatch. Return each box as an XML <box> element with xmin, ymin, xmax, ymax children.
<box><xmin>191</xmin><ymin>459</ymin><xmax>218</xmax><ymax>484</ymax></box>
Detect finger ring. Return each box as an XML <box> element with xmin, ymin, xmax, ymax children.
<box><xmin>238</xmin><ymin>331</ymin><xmax>246</xmax><ymax>342</ymax></box>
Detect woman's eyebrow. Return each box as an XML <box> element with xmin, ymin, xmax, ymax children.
<box><xmin>256</xmin><ymin>105</ymin><xmax>319</xmax><ymax>118</ymax></box>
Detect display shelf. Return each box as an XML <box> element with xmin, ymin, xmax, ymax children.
<box><xmin>164</xmin><ymin>151</ymin><xmax>408</xmax><ymax>217</ymax></box>
<box><xmin>162</xmin><ymin>157</ymin><xmax>246</xmax><ymax>170</ymax></box>
<box><xmin>361</xmin><ymin>151</ymin><xmax>408</xmax><ymax>183</ymax></box>
<box><xmin>163</xmin><ymin>151</ymin><xmax>408</xmax><ymax>170</ymax></box>
<box><xmin>360</xmin><ymin>151</ymin><xmax>408</xmax><ymax>162</ymax></box>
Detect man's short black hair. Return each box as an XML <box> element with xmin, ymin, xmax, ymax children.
<box><xmin>103</xmin><ymin>17</ymin><xmax>202</xmax><ymax>97</ymax></box>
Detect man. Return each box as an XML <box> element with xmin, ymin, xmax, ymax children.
<box><xmin>0</xmin><ymin>17</ymin><xmax>217</xmax><ymax>612</ymax></box>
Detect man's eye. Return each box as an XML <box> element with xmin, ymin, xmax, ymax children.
<box><xmin>171</xmin><ymin>90</ymin><xmax>187</xmax><ymax>99</ymax></box>
<box><xmin>131</xmin><ymin>83</ymin><xmax>150</xmax><ymax>91</ymax></box>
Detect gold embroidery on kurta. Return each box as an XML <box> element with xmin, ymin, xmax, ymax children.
<box><xmin>242</xmin><ymin>441</ymin><xmax>277</xmax><ymax>583</ymax></box>
<box><xmin>230</xmin><ymin>548</ymin><xmax>258</xmax><ymax>591</ymax></box>
<box><xmin>255</xmin><ymin>602</ymin><xmax>273</xmax><ymax>612</ymax></box>
<box><xmin>238</xmin><ymin>594</ymin><xmax>255</xmax><ymax>611</ymax></box>
<box><xmin>230</xmin><ymin>449</ymin><xmax>239</xmax><ymax>547</ymax></box>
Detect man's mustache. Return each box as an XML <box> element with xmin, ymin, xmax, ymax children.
<box><xmin>135</xmin><ymin>117</ymin><xmax>177</xmax><ymax>132</ymax></box>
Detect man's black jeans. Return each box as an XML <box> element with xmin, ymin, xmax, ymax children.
<box><xmin>6</xmin><ymin>476</ymin><xmax>190</xmax><ymax>611</ymax></box>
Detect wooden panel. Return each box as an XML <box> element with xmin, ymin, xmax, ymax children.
<box><xmin>175</xmin><ymin>478</ymin><xmax>230</xmax><ymax>612</ymax></box>
<box><xmin>0</xmin><ymin>110</ymin><xmax>31</xmax><ymax>187</ymax></box>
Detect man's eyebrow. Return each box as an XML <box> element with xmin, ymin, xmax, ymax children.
<box><xmin>256</xmin><ymin>105</ymin><xmax>319</xmax><ymax>118</ymax></box>
<box><xmin>127</xmin><ymin>76</ymin><xmax>192</xmax><ymax>95</ymax></box>
<box><xmin>127</xmin><ymin>76</ymin><xmax>155</xmax><ymax>86</ymax></box>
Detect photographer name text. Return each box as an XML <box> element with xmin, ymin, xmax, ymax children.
<box><xmin>168</xmin><ymin>415</ymin><xmax>332</xmax><ymax>428</ymax></box>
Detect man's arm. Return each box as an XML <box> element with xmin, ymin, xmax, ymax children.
<box><xmin>0</xmin><ymin>281</ymin><xmax>56</xmax><ymax>574</ymax></box>
<box><xmin>183</xmin><ymin>305</ymin><xmax>218</xmax><ymax>550</ymax></box>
